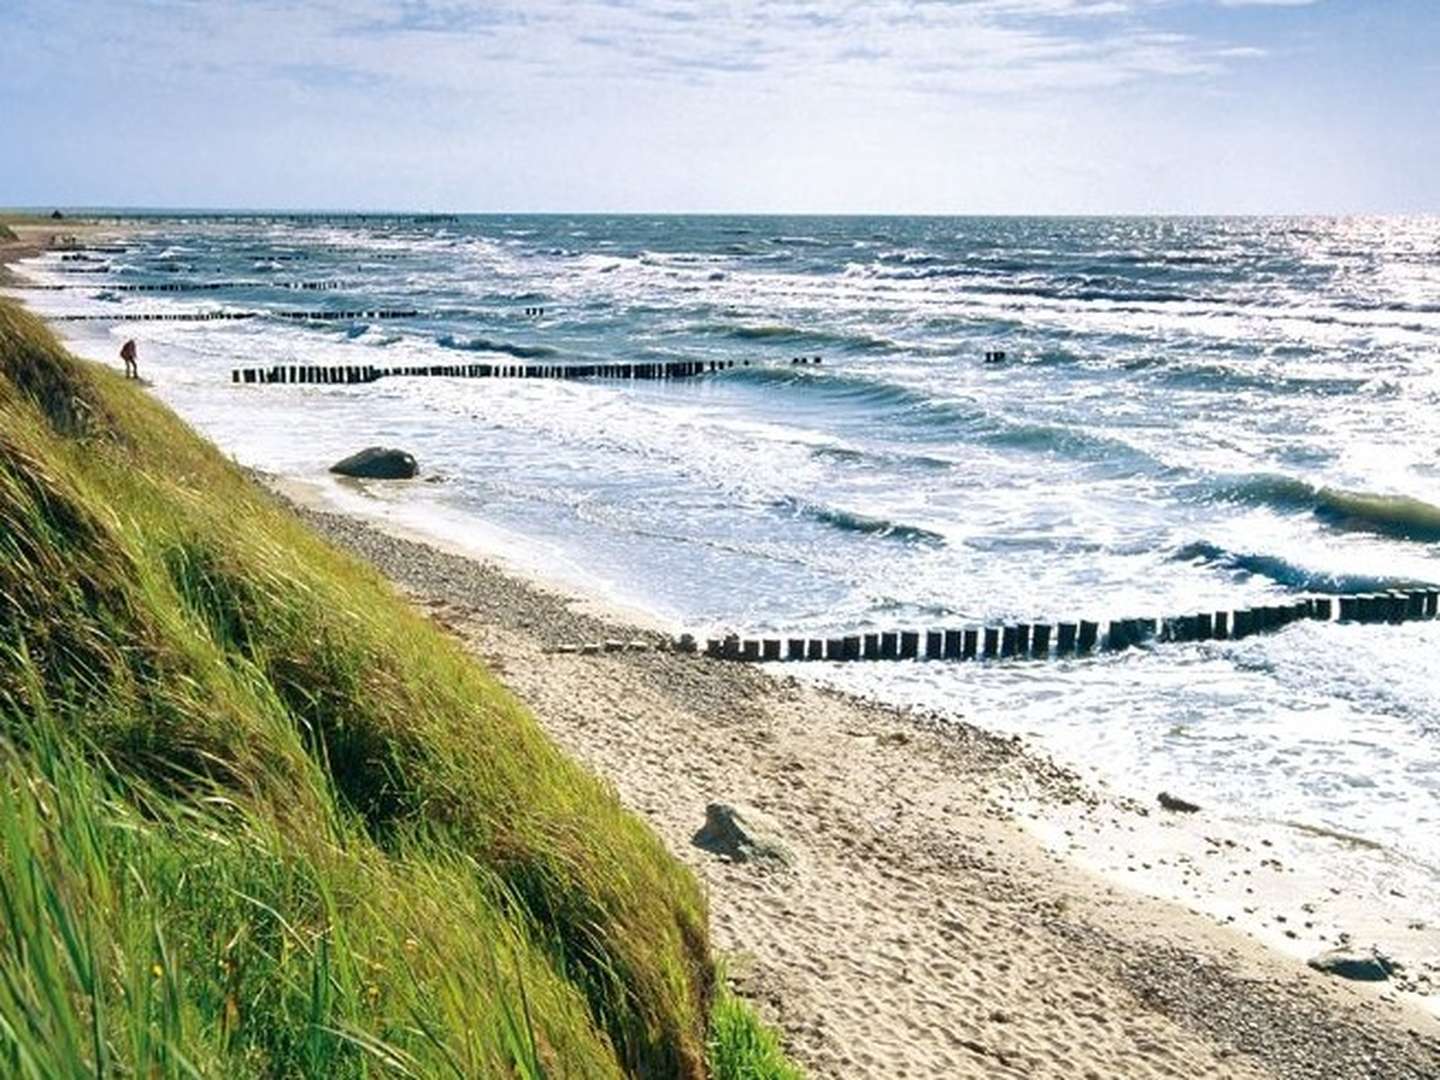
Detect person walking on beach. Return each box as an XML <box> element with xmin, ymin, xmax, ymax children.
<box><xmin>120</xmin><ymin>338</ymin><xmax>138</xmax><ymax>380</ymax></box>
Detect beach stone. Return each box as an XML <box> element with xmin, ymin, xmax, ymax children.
<box><xmin>1157</xmin><ymin>791</ymin><xmax>1201</xmax><ymax>813</ymax></box>
<box><xmin>693</xmin><ymin>802</ymin><xmax>794</xmax><ymax>867</ymax></box>
<box><xmin>329</xmin><ymin>446</ymin><xmax>418</xmax><ymax>480</ymax></box>
<box><xmin>1307</xmin><ymin>946</ymin><xmax>1396</xmax><ymax>982</ymax></box>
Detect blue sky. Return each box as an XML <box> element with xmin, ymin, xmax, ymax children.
<box><xmin>2</xmin><ymin>0</ymin><xmax>1436</xmax><ymax>213</ymax></box>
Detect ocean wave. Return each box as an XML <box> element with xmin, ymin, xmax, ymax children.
<box><xmin>705</xmin><ymin>322</ymin><xmax>898</xmax><ymax>352</ymax></box>
<box><xmin>725</xmin><ymin>366</ymin><xmax>1150</xmax><ymax>462</ymax></box>
<box><xmin>1173</xmin><ymin>540</ymin><xmax>1424</xmax><ymax>593</ymax></box>
<box><xmin>723</xmin><ymin>364</ymin><xmax>930</xmax><ymax>410</ymax></box>
<box><xmin>1122</xmin><ymin>357</ymin><xmax>1370</xmax><ymax>398</ymax></box>
<box><xmin>769</xmin><ymin>235</ymin><xmax>829</xmax><ymax>247</ymax></box>
<box><xmin>1216</xmin><ymin>476</ymin><xmax>1440</xmax><ymax>542</ymax></box>
<box><xmin>772</xmin><ymin>496</ymin><xmax>945</xmax><ymax>545</ymax></box>
<box><xmin>436</xmin><ymin>334</ymin><xmax>560</xmax><ymax>360</ymax></box>
<box><xmin>877</xmin><ymin>249</ymin><xmax>945</xmax><ymax>266</ymax></box>
<box><xmin>809</xmin><ymin>444</ymin><xmax>953</xmax><ymax>472</ymax></box>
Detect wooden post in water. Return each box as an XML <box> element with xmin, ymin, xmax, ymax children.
<box><xmin>982</xmin><ymin>627</ymin><xmax>999</xmax><ymax>659</ymax></box>
<box><xmin>926</xmin><ymin>631</ymin><xmax>943</xmax><ymax>660</ymax></box>
<box><xmin>864</xmin><ymin>633</ymin><xmax>881</xmax><ymax>660</ymax></box>
<box><xmin>1427</xmin><ymin>590</ymin><xmax>1439</xmax><ymax>618</ymax></box>
<box><xmin>843</xmin><ymin>635</ymin><xmax>862</xmax><ymax>661</ymax></box>
<box><xmin>1108</xmin><ymin>620</ymin><xmax>1130</xmax><ymax>650</ymax></box>
<box><xmin>1031</xmin><ymin>624</ymin><xmax>1051</xmax><ymax>658</ymax></box>
<box><xmin>787</xmin><ymin>638</ymin><xmax>806</xmax><ymax>661</ymax></box>
<box><xmin>1056</xmin><ymin>623</ymin><xmax>1077</xmax><ymax>655</ymax></box>
<box><xmin>742</xmin><ymin>640</ymin><xmax>760</xmax><ymax>662</ymax></box>
<box><xmin>1213</xmin><ymin>611</ymin><xmax>1229</xmax><ymax>639</ymax></box>
<box><xmin>899</xmin><ymin>631</ymin><xmax>919</xmax><ymax>659</ymax></box>
<box><xmin>962</xmin><ymin>628</ymin><xmax>979</xmax><ymax>660</ymax></box>
<box><xmin>1077</xmin><ymin>621</ymin><xmax>1098</xmax><ymax>653</ymax></box>
<box><xmin>825</xmin><ymin>639</ymin><xmax>845</xmax><ymax>661</ymax></box>
<box><xmin>762</xmin><ymin>639</ymin><xmax>782</xmax><ymax>661</ymax></box>
<box><xmin>944</xmin><ymin>629</ymin><xmax>962</xmax><ymax>660</ymax></box>
<box><xmin>881</xmin><ymin>632</ymin><xmax>899</xmax><ymax>660</ymax></box>
<box><xmin>806</xmin><ymin>639</ymin><xmax>824</xmax><ymax>660</ymax></box>
<box><xmin>1001</xmin><ymin>626</ymin><xmax>1018</xmax><ymax>658</ymax></box>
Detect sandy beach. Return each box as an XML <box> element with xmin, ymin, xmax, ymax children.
<box><xmin>261</xmin><ymin>474</ymin><xmax>1439</xmax><ymax>1080</ymax></box>
<box><xmin>0</xmin><ymin>218</ymin><xmax>111</xmax><ymax>285</ymax></box>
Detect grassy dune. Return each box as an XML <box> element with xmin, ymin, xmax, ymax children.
<box><xmin>0</xmin><ymin>299</ymin><xmax>797</xmax><ymax>1078</ymax></box>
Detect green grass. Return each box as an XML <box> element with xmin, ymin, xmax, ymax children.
<box><xmin>707</xmin><ymin>978</ymin><xmax>803</xmax><ymax>1080</ymax></box>
<box><xmin>0</xmin><ymin>224</ymin><xmax>18</xmax><ymax>242</ymax></box>
<box><xmin>0</xmin><ymin>298</ymin><xmax>801</xmax><ymax>1078</ymax></box>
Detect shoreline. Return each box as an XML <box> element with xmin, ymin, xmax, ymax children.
<box><xmin>264</xmin><ymin>473</ymin><xmax>1439</xmax><ymax>1078</ymax></box>
<box><xmin>6</xmin><ymin>239</ymin><xmax>1440</xmax><ymax>1076</ymax></box>
<box><xmin>276</xmin><ymin>468</ymin><xmax>1440</xmax><ymax>1009</ymax></box>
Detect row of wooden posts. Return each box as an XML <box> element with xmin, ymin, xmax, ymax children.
<box><xmin>232</xmin><ymin>358</ymin><xmax>739</xmax><ymax>384</ymax></box>
<box><xmin>17</xmin><ymin>280</ymin><xmax>358</xmax><ymax>293</ymax></box>
<box><xmin>683</xmin><ymin>588</ymin><xmax>1440</xmax><ymax>664</ymax></box>
<box><xmin>52</xmin><ymin>308</ymin><xmax>419</xmax><ymax>323</ymax></box>
<box><xmin>230</xmin><ymin>353</ymin><xmax>834</xmax><ymax>384</ymax></box>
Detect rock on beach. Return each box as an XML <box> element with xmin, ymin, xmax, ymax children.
<box><xmin>330</xmin><ymin>447</ymin><xmax>418</xmax><ymax>480</ymax></box>
<box><xmin>692</xmin><ymin>802</ymin><xmax>794</xmax><ymax>867</ymax></box>
<box><xmin>1306</xmin><ymin>946</ymin><xmax>1397</xmax><ymax>982</ymax></box>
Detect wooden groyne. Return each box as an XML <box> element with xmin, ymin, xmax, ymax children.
<box><xmin>10</xmin><ymin>280</ymin><xmax>358</xmax><ymax>293</ymax></box>
<box><xmin>50</xmin><ymin>308</ymin><xmax>419</xmax><ymax>323</ymax></box>
<box><xmin>231</xmin><ymin>358</ymin><xmax>738</xmax><ymax>384</ymax></box>
<box><xmin>229</xmin><ymin>355</ymin><xmax>821</xmax><ymax>385</ymax></box>
<box><xmin>678</xmin><ymin>588</ymin><xmax>1439</xmax><ymax>664</ymax></box>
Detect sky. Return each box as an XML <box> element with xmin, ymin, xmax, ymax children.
<box><xmin>1</xmin><ymin>0</ymin><xmax>1436</xmax><ymax>214</ymax></box>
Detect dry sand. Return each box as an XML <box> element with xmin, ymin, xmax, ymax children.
<box><xmin>0</xmin><ymin>217</ymin><xmax>112</xmax><ymax>286</ymax></box>
<box><xmin>273</xmin><ymin>478</ymin><xmax>1440</xmax><ymax>1080</ymax></box>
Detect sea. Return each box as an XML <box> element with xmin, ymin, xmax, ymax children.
<box><xmin>12</xmin><ymin>213</ymin><xmax>1440</xmax><ymax>950</ymax></box>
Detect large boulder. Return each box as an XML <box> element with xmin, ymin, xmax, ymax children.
<box><xmin>1306</xmin><ymin>946</ymin><xmax>1396</xmax><ymax>982</ymax></box>
<box><xmin>692</xmin><ymin>802</ymin><xmax>794</xmax><ymax>867</ymax></box>
<box><xmin>329</xmin><ymin>446</ymin><xmax>418</xmax><ymax>480</ymax></box>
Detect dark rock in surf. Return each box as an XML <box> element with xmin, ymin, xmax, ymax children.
<box><xmin>329</xmin><ymin>447</ymin><xmax>418</xmax><ymax>480</ymax></box>
<box><xmin>1306</xmin><ymin>947</ymin><xmax>1396</xmax><ymax>982</ymax></box>
<box><xmin>1157</xmin><ymin>791</ymin><xmax>1201</xmax><ymax>813</ymax></box>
